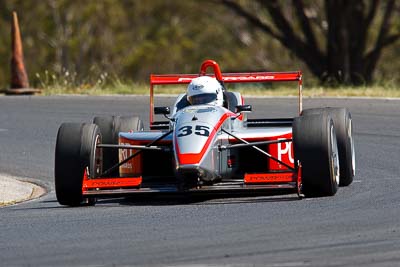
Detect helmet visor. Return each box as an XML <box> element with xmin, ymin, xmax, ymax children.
<box><xmin>188</xmin><ymin>93</ymin><xmax>217</xmax><ymax>105</ymax></box>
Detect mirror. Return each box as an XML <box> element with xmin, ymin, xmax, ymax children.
<box><xmin>154</xmin><ymin>106</ymin><xmax>170</xmax><ymax>115</ymax></box>
<box><xmin>235</xmin><ymin>105</ymin><xmax>252</xmax><ymax>113</ymax></box>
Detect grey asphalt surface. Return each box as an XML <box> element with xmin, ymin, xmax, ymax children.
<box><xmin>0</xmin><ymin>95</ymin><xmax>399</xmax><ymax>266</ymax></box>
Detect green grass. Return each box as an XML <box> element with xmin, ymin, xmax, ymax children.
<box><xmin>30</xmin><ymin>64</ymin><xmax>400</xmax><ymax>98</ymax></box>
<box><xmin>35</xmin><ymin>70</ymin><xmax>399</xmax><ymax>98</ymax></box>
<box><xmin>40</xmin><ymin>81</ymin><xmax>400</xmax><ymax>98</ymax></box>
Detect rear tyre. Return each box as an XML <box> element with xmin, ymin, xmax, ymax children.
<box><xmin>302</xmin><ymin>108</ymin><xmax>355</xmax><ymax>186</ymax></box>
<box><xmin>93</xmin><ymin>116</ymin><xmax>143</xmax><ymax>176</ymax></box>
<box><xmin>55</xmin><ymin>123</ymin><xmax>101</xmax><ymax>206</ymax></box>
<box><xmin>293</xmin><ymin>113</ymin><xmax>340</xmax><ymax>197</ymax></box>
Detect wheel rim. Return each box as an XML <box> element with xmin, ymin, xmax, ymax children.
<box><xmin>348</xmin><ymin>117</ymin><xmax>356</xmax><ymax>176</ymax></box>
<box><xmin>92</xmin><ymin>134</ymin><xmax>103</xmax><ymax>178</ymax></box>
<box><xmin>330</xmin><ymin>124</ymin><xmax>340</xmax><ymax>186</ymax></box>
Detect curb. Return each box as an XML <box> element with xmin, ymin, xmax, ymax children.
<box><xmin>0</xmin><ymin>174</ymin><xmax>46</xmax><ymax>207</ymax></box>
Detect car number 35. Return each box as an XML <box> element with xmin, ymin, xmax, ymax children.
<box><xmin>177</xmin><ymin>125</ymin><xmax>210</xmax><ymax>137</ymax></box>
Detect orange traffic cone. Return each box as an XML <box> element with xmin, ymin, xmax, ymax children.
<box><xmin>6</xmin><ymin>11</ymin><xmax>40</xmax><ymax>95</ymax></box>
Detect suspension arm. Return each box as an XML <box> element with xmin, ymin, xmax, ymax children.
<box><xmin>221</xmin><ymin>129</ymin><xmax>295</xmax><ymax>171</ymax></box>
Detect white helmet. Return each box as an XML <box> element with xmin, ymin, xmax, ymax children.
<box><xmin>186</xmin><ymin>76</ymin><xmax>224</xmax><ymax>106</ymax></box>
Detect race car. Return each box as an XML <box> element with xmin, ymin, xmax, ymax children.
<box><xmin>55</xmin><ymin>60</ymin><xmax>355</xmax><ymax>206</ymax></box>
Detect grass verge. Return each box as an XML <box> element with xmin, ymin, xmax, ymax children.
<box><xmin>40</xmin><ymin>80</ymin><xmax>400</xmax><ymax>98</ymax></box>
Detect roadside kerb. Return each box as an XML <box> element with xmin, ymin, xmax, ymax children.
<box><xmin>0</xmin><ymin>174</ymin><xmax>46</xmax><ymax>207</ymax></box>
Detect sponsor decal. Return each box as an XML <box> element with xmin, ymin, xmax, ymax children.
<box><xmin>182</xmin><ymin>108</ymin><xmax>197</xmax><ymax>113</ymax></box>
<box><xmin>119</xmin><ymin>143</ymin><xmax>133</xmax><ymax>168</ymax></box>
<box><xmin>183</xmin><ymin>107</ymin><xmax>216</xmax><ymax>114</ymax></box>
<box><xmin>223</xmin><ymin>75</ymin><xmax>275</xmax><ymax>81</ymax></box>
<box><xmin>178</xmin><ymin>77</ymin><xmax>194</xmax><ymax>82</ymax></box>
<box><xmin>192</xmin><ymin>85</ymin><xmax>204</xmax><ymax>91</ymax></box>
<box><xmin>197</xmin><ymin>107</ymin><xmax>216</xmax><ymax>113</ymax></box>
<box><xmin>245</xmin><ymin>173</ymin><xmax>295</xmax><ymax>183</ymax></box>
<box><xmin>277</xmin><ymin>139</ymin><xmax>294</xmax><ymax>164</ymax></box>
<box><xmin>177</xmin><ymin>75</ymin><xmax>276</xmax><ymax>83</ymax></box>
<box><xmin>82</xmin><ymin>177</ymin><xmax>143</xmax><ymax>190</ymax></box>
<box><xmin>269</xmin><ymin>134</ymin><xmax>295</xmax><ymax>170</ymax></box>
<box><xmin>92</xmin><ymin>181</ymin><xmax>126</xmax><ymax>186</ymax></box>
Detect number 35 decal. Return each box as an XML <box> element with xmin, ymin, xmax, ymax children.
<box><xmin>177</xmin><ymin>125</ymin><xmax>210</xmax><ymax>137</ymax></box>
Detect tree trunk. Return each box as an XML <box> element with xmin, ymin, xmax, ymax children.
<box><xmin>220</xmin><ymin>0</ymin><xmax>400</xmax><ymax>85</ymax></box>
<box><xmin>325</xmin><ymin>0</ymin><xmax>349</xmax><ymax>84</ymax></box>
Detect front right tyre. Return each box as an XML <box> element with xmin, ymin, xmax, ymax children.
<box><xmin>55</xmin><ymin>123</ymin><xmax>101</xmax><ymax>206</ymax></box>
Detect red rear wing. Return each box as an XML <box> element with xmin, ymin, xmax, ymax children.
<box><xmin>149</xmin><ymin>60</ymin><xmax>303</xmax><ymax>124</ymax></box>
<box><xmin>151</xmin><ymin>72</ymin><xmax>301</xmax><ymax>85</ymax></box>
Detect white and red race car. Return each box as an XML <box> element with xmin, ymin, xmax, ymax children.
<box><xmin>55</xmin><ymin>60</ymin><xmax>355</xmax><ymax>206</ymax></box>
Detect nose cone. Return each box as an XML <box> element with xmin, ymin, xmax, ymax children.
<box><xmin>173</xmin><ymin>105</ymin><xmax>233</xmax><ymax>183</ymax></box>
<box><xmin>174</xmin><ymin>121</ymin><xmax>214</xmax><ymax>165</ymax></box>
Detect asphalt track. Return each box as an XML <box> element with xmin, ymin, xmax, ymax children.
<box><xmin>0</xmin><ymin>95</ymin><xmax>399</xmax><ymax>267</ymax></box>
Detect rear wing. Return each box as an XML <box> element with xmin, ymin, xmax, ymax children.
<box><xmin>149</xmin><ymin>60</ymin><xmax>302</xmax><ymax>125</ymax></box>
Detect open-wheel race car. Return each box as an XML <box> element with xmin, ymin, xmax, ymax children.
<box><xmin>55</xmin><ymin>60</ymin><xmax>355</xmax><ymax>206</ymax></box>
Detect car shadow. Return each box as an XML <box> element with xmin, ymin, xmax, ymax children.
<box><xmin>108</xmin><ymin>191</ymin><xmax>302</xmax><ymax>206</ymax></box>
<box><xmin>12</xmin><ymin>191</ymin><xmax>301</xmax><ymax>210</ymax></box>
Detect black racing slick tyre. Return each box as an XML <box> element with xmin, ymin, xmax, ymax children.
<box><xmin>93</xmin><ymin>116</ymin><xmax>143</xmax><ymax>177</ymax></box>
<box><xmin>293</xmin><ymin>113</ymin><xmax>340</xmax><ymax>197</ymax></box>
<box><xmin>55</xmin><ymin>123</ymin><xmax>101</xmax><ymax>206</ymax></box>
<box><xmin>302</xmin><ymin>108</ymin><xmax>355</xmax><ymax>186</ymax></box>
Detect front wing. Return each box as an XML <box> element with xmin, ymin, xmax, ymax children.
<box><xmin>82</xmin><ymin>179</ymin><xmax>302</xmax><ymax>198</ymax></box>
<box><xmin>82</xmin><ymin>166</ymin><xmax>303</xmax><ymax>198</ymax></box>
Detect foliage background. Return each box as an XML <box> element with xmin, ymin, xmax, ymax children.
<box><xmin>0</xmin><ymin>0</ymin><xmax>399</xmax><ymax>90</ymax></box>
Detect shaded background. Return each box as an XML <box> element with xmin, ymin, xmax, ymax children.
<box><xmin>0</xmin><ymin>0</ymin><xmax>399</xmax><ymax>89</ymax></box>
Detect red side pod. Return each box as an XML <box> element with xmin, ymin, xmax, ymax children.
<box><xmin>269</xmin><ymin>133</ymin><xmax>295</xmax><ymax>170</ymax></box>
<box><xmin>118</xmin><ymin>135</ymin><xmax>143</xmax><ymax>177</ymax></box>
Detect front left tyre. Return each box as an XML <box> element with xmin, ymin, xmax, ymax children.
<box><xmin>301</xmin><ymin>107</ymin><xmax>355</xmax><ymax>186</ymax></box>
<box><xmin>55</xmin><ymin>123</ymin><xmax>101</xmax><ymax>206</ymax></box>
<box><xmin>293</xmin><ymin>113</ymin><xmax>340</xmax><ymax>197</ymax></box>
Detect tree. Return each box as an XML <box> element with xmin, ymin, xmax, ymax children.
<box><xmin>0</xmin><ymin>1</ymin><xmax>398</xmax><ymax>87</ymax></box>
<box><xmin>0</xmin><ymin>0</ymin><xmax>256</xmax><ymax>87</ymax></box>
<box><xmin>219</xmin><ymin>0</ymin><xmax>400</xmax><ymax>85</ymax></box>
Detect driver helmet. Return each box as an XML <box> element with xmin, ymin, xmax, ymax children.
<box><xmin>186</xmin><ymin>76</ymin><xmax>224</xmax><ymax>106</ymax></box>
